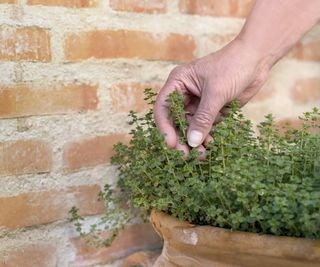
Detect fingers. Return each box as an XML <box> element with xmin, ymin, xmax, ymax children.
<box><xmin>175</xmin><ymin>141</ymin><xmax>190</xmax><ymax>157</ymax></box>
<box><xmin>187</xmin><ymin>91</ymin><xmax>224</xmax><ymax>148</ymax></box>
<box><xmin>186</xmin><ymin>99</ymin><xmax>222</xmax><ymax>147</ymax></box>
<box><xmin>204</xmin><ymin>135</ymin><xmax>213</xmax><ymax>146</ymax></box>
<box><xmin>154</xmin><ymin>81</ymin><xmax>178</xmax><ymax>148</ymax></box>
<box><xmin>175</xmin><ymin>126</ymin><xmax>190</xmax><ymax>156</ymax></box>
<box><xmin>195</xmin><ymin>145</ymin><xmax>206</xmax><ymax>160</ymax></box>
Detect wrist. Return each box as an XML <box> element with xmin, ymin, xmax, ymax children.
<box><xmin>235</xmin><ymin>0</ymin><xmax>320</xmax><ymax>69</ymax></box>
<box><xmin>229</xmin><ymin>37</ymin><xmax>274</xmax><ymax>83</ymax></box>
<box><xmin>234</xmin><ymin>32</ymin><xmax>277</xmax><ymax>70</ymax></box>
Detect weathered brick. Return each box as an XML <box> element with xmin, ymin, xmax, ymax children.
<box><xmin>179</xmin><ymin>0</ymin><xmax>255</xmax><ymax>17</ymax></box>
<box><xmin>288</xmin><ymin>38</ymin><xmax>320</xmax><ymax>61</ymax></box>
<box><xmin>27</xmin><ymin>0</ymin><xmax>98</xmax><ymax>8</ymax></box>
<box><xmin>70</xmin><ymin>223</ymin><xmax>162</xmax><ymax>267</ymax></box>
<box><xmin>276</xmin><ymin>118</ymin><xmax>320</xmax><ymax>135</ymax></box>
<box><xmin>200</xmin><ymin>33</ymin><xmax>237</xmax><ymax>55</ymax></box>
<box><xmin>0</xmin><ymin>0</ymin><xmax>16</xmax><ymax>3</ymax></box>
<box><xmin>110</xmin><ymin>0</ymin><xmax>166</xmax><ymax>13</ymax></box>
<box><xmin>63</xmin><ymin>134</ymin><xmax>129</xmax><ymax>172</ymax></box>
<box><xmin>0</xmin><ymin>243</ymin><xmax>57</xmax><ymax>267</ymax></box>
<box><xmin>0</xmin><ymin>184</ymin><xmax>103</xmax><ymax>229</ymax></box>
<box><xmin>0</xmin><ymin>83</ymin><xmax>98</xmax><ymax>119</ymax></box>
<box><xmin>0</xmin><ymin>26</ymin><xmax>51</xmax><ymax>62</ymax></box>
<box><xmin>109</xmin><ymin>83</ymin><xmax>160</xmax><ymax>113</ymax></box>
<box><xmin>291</xmin><ymin>78</ymin><xmax>320</xmax><ymax>104</ymax></box>
<box><xmin>209</xmin><ymin>33</ymin><xmax>236</xmax><ymax>46</ymax></box>
<box><xmin>71</xmin><ymin>184</ymin><xmax>104</xmax><ymax>216</ymax></box>
<box><xmin>64</xmin><ymin>30</ymin><xmax>196</xmax><ymax>62</ymax></box>
<box><xmin>0</xmin><ymin>140</ymin><xmax>52</xmax><ymax>176</ymax></box>
<box><xmin>251</xmin><ymin>81</ymin><xmax>275</xmax><ymax>102</ymax></box>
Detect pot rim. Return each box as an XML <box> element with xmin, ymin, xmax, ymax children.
<box><xmin>151</xmin><ymin>209</ymin><xmax>320</xmax><ymax>262</ymax></box>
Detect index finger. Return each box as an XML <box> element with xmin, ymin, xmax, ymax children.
<box><xmin>154</xmin><ymin>81</ymin><xmax>178</xmax><ymax>148</ymax></box>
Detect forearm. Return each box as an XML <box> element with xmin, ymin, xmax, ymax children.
<box><xmin>237</xmin><ymin>0</ymin><xmax>320</xmax><ymax>66</ymax></box>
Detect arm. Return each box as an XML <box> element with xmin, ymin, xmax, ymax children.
<box><xmin>154</xmin><ymin>0</ymin><xmax>320</xmax><ymax>151</ymax></box>
<box><xmin>239</xmin><ymin>0</ymin><xmax>320</xmax><ymax>68</ymax></box>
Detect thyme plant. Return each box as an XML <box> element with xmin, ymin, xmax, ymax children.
<box><xmin>72</xmin><ymin>89</ymin><xmax>320</xmax><ymax>241</ymax></box>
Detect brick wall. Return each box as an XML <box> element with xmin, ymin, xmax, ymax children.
<box><xmin>0</xmin><ymin>0</ymin><xmax>319</xmax><ymax>266</ymax></box>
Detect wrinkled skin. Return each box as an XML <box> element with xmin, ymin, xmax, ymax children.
<box><xmin>154</xmin><ymin>0</ymin><xmax>320</xmax><ymax>154</ymax></box>
<box><xmin>154</xmin><ymin>40</ymin><xmax>270</xmax><ymax>154</ymax></box>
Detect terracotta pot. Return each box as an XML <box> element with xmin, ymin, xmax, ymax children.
<box><xmin>150</xmin><ymin>210</ymin><xmax>320</xmax><ymax>267</ymax></box>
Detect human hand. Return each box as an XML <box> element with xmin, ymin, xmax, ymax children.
<box><xmin>154</xmin><ymin>39</ymin><xmax>272</xmax><ymax>153</ymax></box>
<box><xmin>154</xmin><ymin>0</ymin><xmax>320</xmax><ymax>153</ymax></box>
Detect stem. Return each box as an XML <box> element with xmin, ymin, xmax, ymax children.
<box><xmin>198</xmin><ymin>161</ymin><xmax>204</xmax><ymax>179</ymax></box>
<box><xmin>178</xmin><ymin>117</ymin><xmax>187</xmax><ymax>144</ymax></box>
<box><xmin>291</xmin><ymin>153</ymin><xmax>295</xmax><ymax>178</ymax></box>
<box><xmin>221</xmin><ymin>142</ymin><xmax>226</xmax><ymax>171</ymax></box>
<box><xmin>209</xmin><ymin>150</ymin><xmax>212</xmax><ymax>179</ymax></box>
<box><xmin>217</xmin><ymin>188</ymin><xmax>232</xmax><ymax>214</ymax></box>
<box><xmin>266</xmin><ymin>136</ymin><xmax>270</xmax><ymax>168</ymax></box>
<box><xmin>200</xmin><ymin>190</ymin><xmax>212</xmax><ymax>206</ymax></box>
<box><xmin>300</xmin><ymin>130</ymin><xmax>307</xmax><ymax>179</ymax></box>
<box><xmin>164</xmin><ymin>148</ymin><xmax>177</xmax><ymax>181</ymax></box>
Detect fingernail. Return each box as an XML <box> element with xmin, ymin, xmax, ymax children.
<box><xmin>188</xmin><ymin>131</ymin><xmax>203</xmax><ymax>147</ymax></box>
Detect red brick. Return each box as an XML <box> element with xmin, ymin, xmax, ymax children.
<box><xmin>71</xmin><ymin>185</ymin><xmax>104</xmax><ymax>216</ymax></box>
<box><xmin>0</xmin><ymin>0</ymin><xmax>16</xmax><ymax>3</ymax></box>
<box><xmin>63</xmin><ymin>134</ymin><xmax>129</xmax><ymax>172</ymax></box>
<box><xmin>27</xmin><ymin>0</ymin><xmax>98</xmax><ymax>8</ymax></box>
<box><xmin>0</xmin><ymin>26</ymin><xmax>51</xmax><ymax>62</ymax></box>
<box><xmin>0</xmin><ymin>243</ymin><xmax>57</xmax><ymax>267</ymax></box>
<box><xmin>0</xmin><ymin>184</ymin><xmax>103</xmax><ymax>229</ymax></box>
<box><xmin>288</xmin><ymin>38</ymin><xmax>320</xmax><ymax>61</ymax></box>
<box><xmin>277</xmin><ymin>118</ymin><xmax>320</xmax><ymax>135</ymax></box>
<box><xmin>0</xmin><ymin>83</ymin><xmax>98</xmax><ymax>119</ymax></box>
<box><xmin>110</xmin><ymin>83</ymin><xmax>160</xmax><ymax>113</ymax></box>
<box><xmin>179</xmin><ymin>0</ymin><xmax>255</xmax><ymax>17</ymax></box>
<box><xmin>0</xmin><ymin>140</ymin><xmax>52</xmax><ymax>176</ymax></box>
<box><xmin>110</xmin><ymin>0</ymin><xmax>166</xmax><ymax>13</ymax></box>
<box><xmin>291</xmin><ymin>79</ymin><xmax>320</xmax><ymax>104</ymax></box>
<box><xmin>200</xmin><ymin>33</ymin><xmax>238</xmax><ymax>55</ymax></box>
<box><xmin>210</xmin><ymin>33</ymin><xmax>237</xmax><ymax>46</ymax></box>
<box><xmin>64</xmin><ymin>30</ymin><xmax>195</xmax><ymax>62</ymax></box>
<box><xmin>251</xmin><ymin>81</ymin><xmax>275</xmax><ymax>102</ymax></box>
<box><xmin>70</xmin><ymin>223</ymin><xmax>162</xmax><ymax>267</ymax></box>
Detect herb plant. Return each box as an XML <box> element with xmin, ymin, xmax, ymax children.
<box><xmin>70</xmin><ymin>184</ymin><xmax>131</xmax><ymax>246</ymax></box>
<box><xmin>72</xmin><ymin>89</ymin><xmax>320</xmax><ymax>241</ymax></box>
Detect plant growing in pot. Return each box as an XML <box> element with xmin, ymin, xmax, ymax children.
<box><xmin>71</xmin><ymin>89</ymin><xmax>320</xmax><ymax>267</ymax></box>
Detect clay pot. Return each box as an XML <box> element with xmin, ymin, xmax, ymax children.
<box><xmin>151</xmin><ymin>210</ymin><xmax>320</xmax><ymax>267</ymax></box>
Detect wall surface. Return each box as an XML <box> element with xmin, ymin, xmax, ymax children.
<box><xmin>0</xmin><ymin>0</ymin><xmax>319</xmax><ymax>266</ymax></box>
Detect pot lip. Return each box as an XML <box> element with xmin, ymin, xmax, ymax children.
<box><xmin>151</xmin><ymin>209</ymin><xmax>320</xmax><ymax>262</ymax></box>
<box><xmin>150</xmin><ymin>209</ymin><xmax>320</xmax><ymax>242</ymax></box>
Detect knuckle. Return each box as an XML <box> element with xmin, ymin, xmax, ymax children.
<box><xmin>193</xmin><ymin>111</ymin><xmax>213</xmax><ymax>128</ymax></box>
<box><xmin>169</xmin><ymin>64</ymin><xmax>192</xmax><ymax>79</ymax></box>
<box><xmin>169</xmin><ymin>65</ymin><xmax>183</xmax><ymax>77</ymax></box>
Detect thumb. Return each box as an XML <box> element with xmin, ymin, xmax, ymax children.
<box><xmin>187</xmin><ymin>95</ymin><xmax>223</xmax><ymax>147</ymax></box>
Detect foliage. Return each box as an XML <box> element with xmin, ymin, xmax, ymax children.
<box><xmin>70</xmin><ymin>184</ymin><xmax>130</xmax><ymax>247</ymax></box>
<box><xmin>72</xmin><ymin>88</ymin><xmax>320</xmax><ymax>241</ymax></box>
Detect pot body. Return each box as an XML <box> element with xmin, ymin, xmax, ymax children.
<box><xmin>151</xmin><ymin>210</ymin><xmax>320</xmax><ymax>267</ymax></box>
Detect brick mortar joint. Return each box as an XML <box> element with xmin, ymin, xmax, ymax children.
<box><xmin>0</xmin><ymin>5</ymin><xmax>245</xmax><ymax>35</ymax></box>
<box><xmin>0</xmin><ymin>159</ymin><xmax>119</xmax><ymax>195</ymax></box>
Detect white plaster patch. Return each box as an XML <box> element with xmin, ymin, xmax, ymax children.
<box><xmin>182</xmin><ymin>229</ymin><xmax>198</xmax><ymax>245</ymax></box>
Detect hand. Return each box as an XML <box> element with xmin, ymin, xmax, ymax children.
<box><xmin>154</xmin><ymin>39</ymin><xmax>272</xmax><ymax>153</ymax></box>
<box><xmin>154</xmin><ymin>0</ymin><xmax>320</xmax><ymax>153</ymax></box>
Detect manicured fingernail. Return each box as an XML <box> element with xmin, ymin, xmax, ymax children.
<box><xmin>188</xmin><ymin>131</ymin><xmax>203</xmax><ymax>147</ymax></box>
